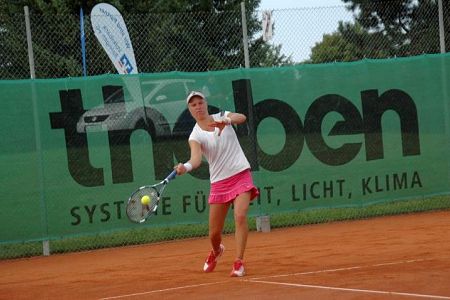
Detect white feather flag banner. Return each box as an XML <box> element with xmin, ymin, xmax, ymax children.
<box><xmin>262</xmin><ymin>10</ymin><xmax>273</xmax><ymax>42</ymax></box>
<box><xmin>91</xmin><ymin>3</ymin><xmax>138</xmax><ymax>74</ymax></box>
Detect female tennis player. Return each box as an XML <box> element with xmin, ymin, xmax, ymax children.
<box><xmin>174</xmin><ymin>91</ymin><xmax>259</xmax><ymax>277</ymax></box>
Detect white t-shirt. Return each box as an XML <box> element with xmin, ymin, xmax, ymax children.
<box><xmin>188</xmin><ymin>111</ymin><xmax>250</xmax><ymax>183</ymax></box>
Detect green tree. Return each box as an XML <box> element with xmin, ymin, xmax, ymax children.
<box><xmin>0</xmin><ymin>0</ymin><xmax>290</xmax><ymax>79</ymax></box>
<box><xmin>310</xmin><ymin>22</ymin><xmax>391</xmax><ymax>63</ymax></box>
<box><xmin>0</xmin><ymin>1</ymin><xmax>32</xmax><ymax>78</ymax></box>
<box><xmin>0</xmin><ymin>0</ymin><xmax>98</xmax><ymax>78</ymax></box>
<box><xmin>310</xmin><ymin>0</ymin><xmax>447</xmax><ymax>64</ymax></box>
<box><xmin>341</xmin><ymin>0</ymin><xmax>447</xmax><ymax>56</ymax></box>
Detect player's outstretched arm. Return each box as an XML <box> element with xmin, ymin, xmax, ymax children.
<box><xmin>175</xmin><ymin>140</ymin><xmax>202</xmax><ymax>175</ymax></box>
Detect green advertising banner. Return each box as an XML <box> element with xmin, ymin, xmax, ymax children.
<box><xmin>1</xmin><ymin>54</ymin><xmax>449</xmax><ymax>243</ymax></box>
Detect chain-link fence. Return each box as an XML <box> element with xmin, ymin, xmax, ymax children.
<box><xmin>1</xmin><ymin>2</ymin><xmax>449</xmax><ymax>79</ymax></box>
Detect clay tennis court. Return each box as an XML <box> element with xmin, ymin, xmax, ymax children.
<box><xmin>1</xmin><ymin>210</ymin><xmax>449</xmax><ymax>299</ymax></box>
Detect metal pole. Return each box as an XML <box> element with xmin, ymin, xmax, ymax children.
<box><xmin>24</xmin><ymin>6</ymin><xmax>36</xmax><ymax>78</ymax></box>
<box><xmin>80</xmin><ymin>8</ymin><xmax>87</xmax><ymax>76</ymax></box>
<box><xmin>438</xmin><ymin>0</ymin><xmax>445</xmax><ymax>53</ymax></box>
<box><xmin>24</xmin><ymin>6</ymin><xmax>50</xmax><ymax>256</ymax></box>
<box><xmin>241</xmin><ymin>2</ymin><xmax>250</xmax><ymax>68</ymax></box>
<box><xmin>437</xmin><ymin>0</ymin><xmax>450</xmax><ymax>197</ymax></box>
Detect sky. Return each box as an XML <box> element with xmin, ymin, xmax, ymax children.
<box><xmin>257</xmin><ymin>0</ymin><xmax>354</xmax><ymax>62</ymax></box>
<box><xmin>259</xmin><ymin>0</ymin><xmax>347</xmax><ymax>9</ymax></box>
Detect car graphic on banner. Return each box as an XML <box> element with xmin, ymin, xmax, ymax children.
<box><xmin>76</xmin><ymin>79</ymin><xmax>208</xmax><ymax>137</ymax></box>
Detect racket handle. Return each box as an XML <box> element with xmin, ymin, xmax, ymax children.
<box><xmin>165</xmin><ymin>170</ymin><xmax>177</xmax><ymax>182</ymax></box>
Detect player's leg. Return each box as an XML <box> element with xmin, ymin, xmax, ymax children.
<box><xmin>209</xmin><ymin>202</ymin><xmax>230</xmax><ymax>253</ymax></box>
<box><xmin>232</xmin><ymin>191</ymin><xmax>251</xmax><ymax>260</ymax></box>
<box><xmin>203</xmin><ymin>202</ymin><xmax>230</xmax><ymax>272</ymax></box>
<box><xmin>230</xmin><ymin>191</ymin><xmax>251</xmax><ymax>277</ymax></box>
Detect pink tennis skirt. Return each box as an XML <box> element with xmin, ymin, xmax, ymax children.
<box><xmin>209</xmin><ymin>169</ymin><xmax>259</xmax><ymax>204</ymax></box>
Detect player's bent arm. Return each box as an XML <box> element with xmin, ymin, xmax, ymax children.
<box><xmin>227</xmin><ymin>112</ymin><xmax>246</xmax><ymax>125</ymax></box>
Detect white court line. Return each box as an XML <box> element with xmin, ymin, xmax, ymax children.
<box><xmin>99</xmin><ymin>281</ymin><xmax>228</xmax><ymax>300</ymax></box>
<box><xmin>99</xmin><ymin>258</ymin><xmax>441</xmax><ymax>299</ymax></box>
<box><xmin>249</xmin><ymin>258</ymin><xmax>431</xmax><ymax>280</ymax></box>
<box><xmin>246</xmin><ymin>257</ymin><xmax>450</xmax><ymax>299</ymax></box>
<box><xmin>247</xmin><ymin>280</ymin><xmax>450</xmax><ymax>299</ymax></box>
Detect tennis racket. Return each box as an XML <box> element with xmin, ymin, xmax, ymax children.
<box><xmin>126</xmin><ymin>170</ymin><xmax>177</xmax><ymax>223</ymax></box>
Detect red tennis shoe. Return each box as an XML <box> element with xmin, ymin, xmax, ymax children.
<box><xmin>230</xmin><ymin>259</ymin><xmax>245</xmax><ymax>277</ymax></box>
<box><xmin>203</xmin><ymin>244</ymin><xmax>225</xmax><ymax>272</ymax></box>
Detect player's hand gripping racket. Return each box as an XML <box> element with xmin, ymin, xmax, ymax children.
<box><xmin>126</xmin><ymin>170</ymin><xmax>177</xmax><ymax>223</ymax></box>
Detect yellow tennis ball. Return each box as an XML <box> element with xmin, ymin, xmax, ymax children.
<box><xmin>141</xmin><ymin>195</ymin><xmax>151</xmax><ymax>205</ymax></box>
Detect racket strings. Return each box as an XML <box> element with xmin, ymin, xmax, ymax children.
<box><xmin>126</xmin><ymin>187</ymin><xmax>159</xmax><ymax>223</ymax></box>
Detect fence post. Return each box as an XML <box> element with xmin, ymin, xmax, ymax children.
<box><xmin>24</xmin><ymin>6</ymin><xmax>35</xmax><ymax>79</ymax></box>
<box><xmin>24</xmin><ymin>6</ymin><xmax>50</xmax><ymax>257</ymax></box>
<box><xmin>80</xmin><ymin>8</ymin><xmax>87</xmax><ymax>76</ymax></box>
<box><xmin>241</xmin><ymin>2</ymin><xmax>250</xmax><ymax>68</ymax></box>
<box><xmin>438</xmin><ymin>0</ymin><xmax>446</xmax><ymax>53</ymax></box>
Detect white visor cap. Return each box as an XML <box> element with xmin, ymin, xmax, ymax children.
<box><xmin>186</xmin><ymin>91</ymin><xmax>206</xmax><ymax>104</ymax></box>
